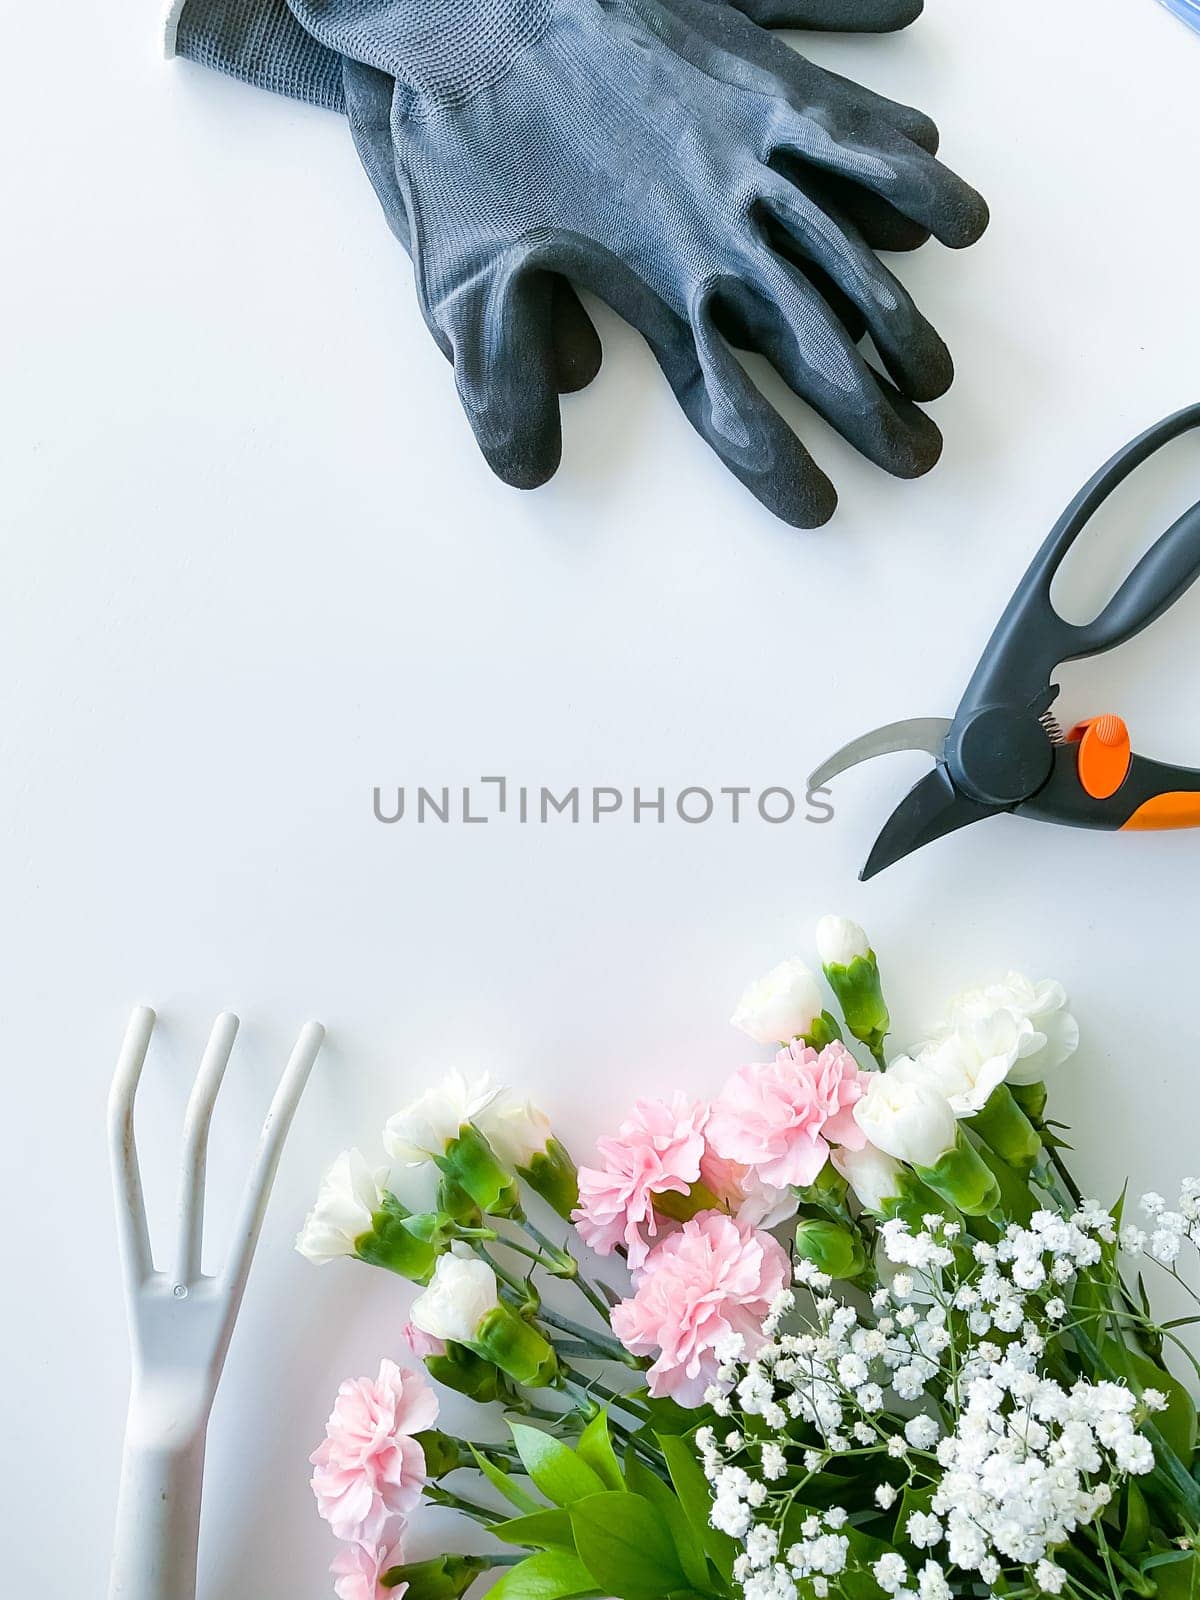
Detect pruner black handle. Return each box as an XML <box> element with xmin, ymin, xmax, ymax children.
<box><xmin>1019</xmin><ymin>743</ymin><xmax>1200</xmax><ymax>833</ymax></box>
<box><xmin>960</xmin><ymin>404</ymin><xmax>1200</xmax><ymax>714</ymax></box>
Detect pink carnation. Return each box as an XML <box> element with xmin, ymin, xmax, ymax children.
<box><xmin>573</xmin><ymin>1094</ymin><xmax>708</xmax><ymax>1270</ymax></box>
<box><xmin>610</xmin><ymin>1212</ymin><xmax>790</xmax><ymax>1407</ymax></box>
<box><xmin>331</xmin><ymin>1534</ymin><xmax>407</xmax><ymax>1600</ymax></box>
<box><xmin>310</xmin><ymin>1359</ymin><xmax>439</xmax><ymax>1544</ymax></box>
<box><xmin>706</xmin><ymin>1041</ymin><xmax>870</xmax><ymax>1190</ymax></box>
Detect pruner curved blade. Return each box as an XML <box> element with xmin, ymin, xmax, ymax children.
<box><xmin>808</xmin><ymin>717</ymin><xmax>1002</xmax><ymax>880</ymax></box>
<box><xmin>860</xmin><ymin>767</ymin><xmax>1005</xmax><ymax>881</ymax></box>
<box><xmin>809</xmin><ymin>717</ymin><xmax>952</xmax><ymax>790</ymax></box>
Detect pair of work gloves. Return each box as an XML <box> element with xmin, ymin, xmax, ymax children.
<box><xmin>169</xmin><ymin>0</ymin><xmax>988</xmax><ymax>525</ymax></box>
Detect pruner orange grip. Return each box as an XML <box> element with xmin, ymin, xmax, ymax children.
<box><xmin>1064</xmin><ymin>715</ymin><xmax>1200</xmax><ymax>830</ymax></box>
<box><xmin>1067</xmin><ymin>715</ymin><xmax>1132</xmax><ymax>799</ymax></box>
<box><xmin>1123</xmin><ymin>792</ymin><xmax>1200</xmax><ymax>830</ymax></box>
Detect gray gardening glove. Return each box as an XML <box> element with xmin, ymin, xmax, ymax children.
<box><xmin>172</xmin><ymin>0</ymin><xmax>988</xmax><ymax>525</ymax></box>
<box><xmin>169</xmin><ymin>0</ymin><xmax>607</xmax><ymax>397</ymax></box>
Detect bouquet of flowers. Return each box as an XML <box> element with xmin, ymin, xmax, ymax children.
<box><xmin>297</xmin><ymin>918</ymin><xmax>1200</xmax><ymax>1600</ymax></box>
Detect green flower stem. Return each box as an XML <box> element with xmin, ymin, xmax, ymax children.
<box><xmin>535</xmin><ymin>1304</ymin><xmax>643</xmax><ymax>1366</ymax></box>
<box><xmin>381</xmin><ymin>1553</ymin><xmax>521</xmax><ymax>1596</ymax></box>
<box><xmin>470</xmin><ymin>1442</ymin><xmax>523</xmax><ymax>1468</ymax></box>
<box><xmin>492</xmin><ymin>1234</ymin><xmax>562</xmax><ymax>1272</ymax></box>
<box><xmin>1048</xmin><ymin>1143</ymin><xmax>1084</xmax><ymax>1207</ymax></box>
<box><xmin>472</xmin><ymin>1242</ymin><xmax>537</xmax><ymax>1304</ymax></box>
<box><xmin>558</xmin><ymin>1376</ymin><xmax>661</xmax><ymax>1469</ymax></box>
<box><xmin>1057</xmin><ymin>1546</ymin><xmax>1123</xmax><ymax>1600</ymax></box>
<box><xmin>556</xmin><ymin>1269</ymin><xmax>614</xmax><ymax>1326</ymax></box>
<box><xmin>424</xmin><ymin>1485</ymin><xmax>507</xmax><ymax>1528</ymax></box>
<box><xmin>559</xmin><ymin>1370</ymin><xmax>652</xmax><ymax>1421</ymax></box>
<box><xmin>550</xmin><ymin>1338</ymin><xmax>598</xmax><ymax>1360</ymax></box>
<box><xmin>521</xmin><ymin>1399</ymin><xmax>566</xmax><ymax>1423</ymax></box>
<box><xmin>513</xmin><ymin>1216</ymin><xmax>617</xmax><ymax>1326</ymax></box>
<box><xmin>1080</xmin><ymin>1518</ymin><xmax>1155</xmax><ymax>1598</ymax></box>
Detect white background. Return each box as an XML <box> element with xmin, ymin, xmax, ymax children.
<box><xmin>4</xmin><ymin>0</ymin><xmax>1200</xmax><ymax>1592</ymax></box>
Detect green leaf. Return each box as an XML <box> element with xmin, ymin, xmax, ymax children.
<box><xmin>620</xmin><ymin>1453</ymin><xmax>710</xmax><ymax>1593</ymax></box>
<box><xmin>843</xmin><ymin>1527</ymin><xmax>894</xmax><ymax>1567</ymax></box>
<box><xmin>638</xmin><ymin>1393</ymin><xmax>716</xmax><ymax>1436</ymax></box>
<box><xmin>470</xmin><ymin>1445</ymin><xmax>540</xmax><ymax>1514</ymax></box>
<box><xmin>488</xmin><ymin>1551</ymin><xmax>598</xmax><ymax>1600</ymax></box>
<box><xmin>576</xmin><ymin>1412</ymin><xmax>624</xmax><ymax>1491</ymax></box>
<box><xmin>1038</xmin><ymin>1128</ymin><xmax>1074</xmax><ymax>1150</ymax></box>
<box><xmin>570</xmin><ymin>1490</ymin><xmax>686</xmax><ymax>1600</ymax></box>
<box><xmin>510</xmin><ymin>1424</ymin><xmax>606</xmax><ymax>1508</ymax></box>
<box><xmin>1120</xmin><ymin>1479</ymin><xmax>1151</xmax><ymax>1555</ymax></box>
<box><xmin>1144</xmin><ymin>1551</ymin><xmax>1199</xmax><ymax>1572</ymax></box>
<box><xmin>974</xmin><ymin>1142</ymin><xmax>1034</xmax><ymax>1224</ymax></box>
<box><xmin>1138</xmin><ymin>1273</ymin><xmax>1153</xmax><ymax>1320</ymax></box>
<box><xmin>1149</xmin><ymin>1552</ymin><xmax>1200</xmax><ymax>1600</ymax></box>
<box><xmin>493</xmin><ymin>1510</ymin><xmax>577</xmax><ymax>1551</ymax></box>
<box><xmin>1102</xmin><ymin>1340</ymin><xmax>1198</xmax><ymax>1460</ymax></box>
<box><xmin>657</xmin><ymin>1433</ymin><xmax>738</xmax><ymax>1586</ymax></box>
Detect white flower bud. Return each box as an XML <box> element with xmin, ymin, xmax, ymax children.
<box><xmin>295</xmin><ymin>1149</ymin><xmax>386</xmax><ymax>1264</ymax></box>
<box><xmin>383</xmin><ymin>1070</ymin><xmax>502</xmax><ymax>1164</ymax></box>
<box><xmin>408</xmin><ymin>1246</ymin><xmax>500</xmax><ymax>1343</ymax></box>
<box><xmin>853</xmin><ymin>1074</ymin><xmax>958</xmax><ymax>1168</ymax></box>
<box><xmin>831</xmin><ymin>1141</ymin><xmax>904</xmax><ymax>1214</ymax></box>
<box><xmin>478</xmin><ymin>1097</ymin><xmax>553</xmax><ymax>1168</ymax></box>
<box><xmin>730</xmin><ymin>959</ymin><xmax>823</xmax><ymax>1046</ymax></box>
<box><xmin>815</xmin><ymin>916</ymin><xmax>870</xmax><ymax>968</ymax></box>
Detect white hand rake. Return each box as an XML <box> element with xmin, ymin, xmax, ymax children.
<box><xmin>107</xmin><ymin>1006</ymin><xmax>325</xmax><ymax>1600</ymax></box>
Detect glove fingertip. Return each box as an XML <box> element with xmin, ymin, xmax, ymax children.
<box><xmin>550</xmin><ymin>280</ymin><xmax>604</xmax><ymax>394</ymax></box>
<box><xmin>466</xmin><ymin>392</ymin><xmax>564</xmax><ymax>490</ymax></box>
<box><xmin>902</xmin><ymin>110</ymin><xmax>940</xmax><ymax>158</ymax></box>
<box><xmin>752</xmin><ymin>441</ymin><xmax>839</xmax><ymax>528</ymax></box>
<box><xmin>888</xmin><ymin>412</ymin><xmax>944</xmax><ymax>480</ymax></box>
<box><xmin>485</xmin><ymin>436</ymin><xmax>564</xmax><ymax>491</ymax></box>
<box><xmin>555</xmin><ymin>328</ymin><xmax>603</xmax><ymax>394</ymax></box>
<box><xmin>937</xmin><ymin>188</ymin><xmax>991</xmax><ymax>250</ymax></box>
<box><xmin>752</xmin><ymin>0</ymin><xmax>921</xmax><ymax>33</ymax></box>
<box><xmin>783</xmin><ymin>472</ymin><xmax>838</xmax><ymax>529</ymax></box>
<box><xmin>875</xmin><ymin>0</ymin><xmax>924</xmax><ymax>30</ymax></box>
<box><xmin>893</xmin><ymin>339</ymin><xmax>954</xmax><ymax>406</ymax></box>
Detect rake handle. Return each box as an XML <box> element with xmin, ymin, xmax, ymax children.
<box><xmin>109</xmin><ymin>1394</ymin><xmax>210</xmax><ymax>1600</ymax></box>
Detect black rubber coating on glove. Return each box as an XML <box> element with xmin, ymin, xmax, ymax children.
<box><xmin>174</xmin><ymin>0</ymin><xmax>988</xmax><ymax>525</ymax></box>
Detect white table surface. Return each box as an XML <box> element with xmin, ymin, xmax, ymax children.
<box><xmin>4</xmin><ymin>0</ymin><xmax>1200</xmax><ymax>1592</ymax></box>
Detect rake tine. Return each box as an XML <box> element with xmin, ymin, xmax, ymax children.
<box><xmin>174</xmin><ymin>1011</ymin><xmax>240</xmax><ymax>1286</ymax></box>
<box><xmin>220</xmin><ymin>1020</ymin><xmax>325</xmax><ymax>1304</ymax></box>
<box><xmin>107</xmin><ymin>1006</ymin><xmax>158</xmax><ymax>1294</ymax></box>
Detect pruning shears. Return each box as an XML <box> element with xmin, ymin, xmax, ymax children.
<box><xmin>811</xmin><ymin>405</ymin><xmax>1200</xmax><ymax>880</ymax></box>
